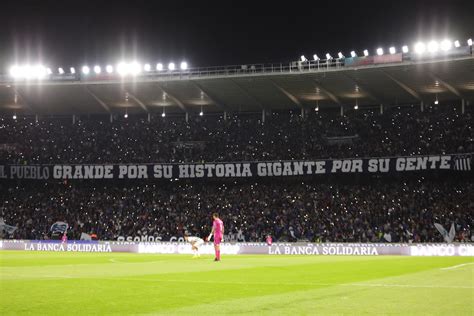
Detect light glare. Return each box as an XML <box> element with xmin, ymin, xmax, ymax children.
<box><xmin>180</xmin><ymin>61</ymin><xmax>188</xmax><ymax>70</ymax></box>
<box><xmin>106</xmin><ymin>65</ymin><xmax>114</xmax><ymax>73</ymax></box>
<box><xmin>168</xmin><ymin>62</ymin><xmax>175</xmax><ymax>71</ymax></box>
<box><xmin>350</xmin><ymin>51</ymin><xmax>356</xmax><ymax>57</ymax></box>
<box><xmin>440</xmin><ymin>40</ymin><xmax>452</xmax><ymax>51</ymax></box>
<box><xmin>389</xmin><ymin>47</ymin><xmax>396</xmax><ymax>54</ymax></box>
<box><xmin>130</xmin><ymin>61</ymin><xmax>141</xmax><ymax>75</ymax></box>
<box><xmin>117</xmin><ymin>62</ymin><xmax>127</xmax><ymax>75</ymax></box>
<box><xmin>11</xmin><ymin>65</ymin><xmax>48</xmax><ymax>79</ymax></box>
<box><xmin>363</xmin><ymin>49</ymin><xmax>369</xmax><ymax>57</ymax></box>
<box><xmin>9</xmin><ymin>65</ymin><xmax>19</xmax><ymax>78</ymax></box>
<box><xmin>402</xmin><ymin>45</ymin><xmax>409</xmax><ymax>53</ymax></box>
<box><xmin>94</xmin><ymin>65</ymin><xmax>101</xmax><ymax>74</ymax></box>
<box><xmin>427</xmin><ymin>40</ymin><xmax>439</xmax><ymax>53</ymax></box>
<box><xmin>414</xmin><ymin>42</ymin><xmax>426</xmax><ymax>54</ymax></box>
<box><xmin>82</xmin><ymin>66</ymin><xmax>90</xmax><ymax>75</ymax></box>
<box><xmin>376</xmin><ymin>48</ymin><xmax>383</xmax><ymax>55</ymax></box>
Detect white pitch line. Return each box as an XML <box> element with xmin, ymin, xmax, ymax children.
<box><xmin>108</xmin><ymin>258</ymin><xmax>165</xmax><ymax>264</ymax></box>
<box><xmin>42</xmin><ymin>275</ymin><xmax>73</xmax><ymax>279</ymax></box>
<box><xmin>346</xmin><ymin>283</ymin><xmax>472</xmax><ymax>289</ymax></box>
<box><xmin>114</xmin><ymin>278</ymin><xmax>473</xmax><ymax>289</ymax></box>
<box><xmin>440</xmin><ymin>262</ymin><xmax>474</xmax><ymax>270</ymax></box>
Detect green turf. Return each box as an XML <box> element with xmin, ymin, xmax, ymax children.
<box><xmin>0</xmin><ymin>251</ymin><xmax>473</xmax><ymax>315</ymax></box>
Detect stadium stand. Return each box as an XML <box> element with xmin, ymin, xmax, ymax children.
<box><xmin>0</xmin><ymin>104</ymin><xmax>472</xmax><ymax>164</ymax></box>
<box><xmin>0</xmin><ymin>104</ymin><xmax>472</xmax><ymax>242</ymax></box>
<box><xmin>1</xmin><ymin>178</ymin><xmax>473</xmax><ymax>242</ymax></box>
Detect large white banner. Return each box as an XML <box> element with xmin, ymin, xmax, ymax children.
<box><xmin>0</xmin><ymin>154</ymin><xmax>471</xmax><ymax>180</ymax></box>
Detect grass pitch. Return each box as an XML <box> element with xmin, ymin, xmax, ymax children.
<box><xmin>0</xmin><ymin>251</ymin><xmax>473</xmax><ymax>315</ymax></box>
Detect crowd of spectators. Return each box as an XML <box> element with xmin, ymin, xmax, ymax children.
<box><xmin>1</xmin><ymin>105</ymin><xmax>472</xmax><ymax>243</ymax></box>
<box><xmin>0</xmin><ymin>104</ymin><xmax>472</xmax><ymax>164</ymax></box>
<box><xmin>1</xmin><ymin>178</ymin><xmax>472</xmax><ymax>243</ymax></box>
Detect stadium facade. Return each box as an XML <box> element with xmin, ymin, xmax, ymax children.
<box><xmin>0</xmin><ymin>44</ymin><xmax>472</xmax><ymax>117</ymax></box>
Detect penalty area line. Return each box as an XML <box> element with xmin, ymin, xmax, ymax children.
<box><xmin>440</xmin><ymin>262</ymin><xmax>474</xmax><ymax>270</ymax></box>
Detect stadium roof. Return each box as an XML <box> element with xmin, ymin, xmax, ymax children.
<box><xmin>0</xmin><ymin>55</ymin><xmax>473</xmax><ymax>116</ymax></box>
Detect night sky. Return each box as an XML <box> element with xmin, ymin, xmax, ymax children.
<box><xmin>0</xmin><ymin>0</ymin><xmax>473</xmax><ymax>71</ymax></box>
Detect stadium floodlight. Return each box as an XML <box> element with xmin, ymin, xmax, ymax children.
<box><xmin>124</xmin><ymin>113</ymin><xmax>128</xmax><ymax>118</ymax></box>
<box><xmin>180</xmin><ymin>61</ymin><xmax>188</xmax><ymax>70</ymax></box>
<box><xmin>82</xmin><ymin>66</ymin><xmax>90</xmax><ymax>75</ymax></box>
<box><xmin>37</xmin><ymin>65</ymin><xmax>47</xmax><ymax>78</ymax></box>
<box><xmin>168</xmin><ymin>62</ymin><xmax>175</xmax><ymax>71</ymax></box>
<box><xmin>363</xmin><ymin>49</ymin><xmax>369</xmax><ymax>57</ymax></box>
<box><xmin>106</xmin><ymin>65</ymin><xmax>114</xmax><ymax>73</ymax></box>
<box><xmin>468</xmin><ymin>38</ymin><xmax>473</xmax><ymax>46</ymax></box>
<box><xmin>117</xmin><ymin>62</ymin><xmax>127</xmax><ymax>76</ymax></box>
<box><xmin>440</xmin><ymin>39</ymin><xmax>452</xmax><ymax>51</ymax></box>
<box><xmin>58</xmin><ymin>67</ymin><xmax>65</xmax><ymax>74</ymax></box>
<box><xmin>70</xmin><ymin>67</ymin><xmax>76</xmax><ymax>74</ymax></box>
<box><xmin>161</xmin><ymin>112</ymin><xmax>166</xmax><ymax>117</ymax></box>
<box><xmin>21</xmin><ymin>65</ymin><xmax>47</xmax><ymax>79</ymax></box>
<box><xmin>199</xmin><ymin>110</ymin><xmax>204</xmax><ymax>116</ymax></box>
<box><xmin>454</xmin><ymin>40</ymin><xmax>461</xmax><ymax>47</ymax></box>
<box><xmin>337</xmin><ymin>52</ymin><xmax>344</xmax><ymax>59</ymax></box>
<box><xmin>376</xmin><ymin>48</ymin><xmax>383</xmax><ymax>56</ymax></box>
<box><xmin>389</xmin><ymin>47</ymin><xmax>396</xmax><ymax>54</ymax></box>
<box><xmin>354</xmin><ymin>104</ymin><xmax>359</xmax><ymax>110</ymax></box>
<box><xmin>350</xmin><ymin>51</ymin><xmax>357</xmax><ymax>58</ymax></box>
<box><xmin>402</xmin><ymin>45</ymin><xmax>409</xmax><ymax>53</ymax></box>
<box><xmin>315</xmin><ymin>106</ymin><xmax>319</xmax><ymax>112</ymax></box>
<box><xmin>46</xmin><ymin>68</ymin><xmax>52</xmax><ymax>75</ymax></box>
<box><xmin>325</xmin><ymin>53</ymin><xmax>332</xmax><ymax>60</ymax></box>
<box><xmin>130</xmin><ymin>61</ymin><xmax>141</xmax><ymax>75</ymax></box>
<box><xmin>427</xmin><ymin>40</ymin><xmax>439</xmax><ymax>53</ymax></box>
<box><xmin>144</xmin><ymin>63</ymin><xmax>151</xmax><ymax>72</ymax></box>
<box><xmin>13</xmin><ymin>114</ymin><xmax>17</xmax><ymax>120</ymax></box>
<box><xmin>94</xmin><ymin>65</ymin><xmax>101</xmax><ymax>74</ymax></box>
<box><xmin>300</xmin><ymin>55</ymin><xmax>307</xmax><ymax>62</ymax></box>
<box><xmin>19</xmin><ymin>65</ymin><xmax>31</xmax><ymax>79</ymax></box>
<box><xmin>414</xmin><ymin>42</ymin><xmax>426</xmax><ymax>54</ymax></box>
<box><xmin>9</xmin><ymin>65</ymin><xmax>20</xmax><ymax>78</ymax></box>
<box><xmin>156</xmin><ymin>63</ymin><xmax>163</xmax><ymax>71</ymax></box>
<box><xmin>313</xmin><ymin>54</ymin><xmax>320</xmax><ymax>61</ymax></box>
